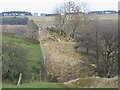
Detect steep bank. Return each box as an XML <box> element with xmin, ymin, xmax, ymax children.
<box><xmin>40</xmin><ymin>29</ymin><xmax>94</xmax><ymax>82</ymax></box>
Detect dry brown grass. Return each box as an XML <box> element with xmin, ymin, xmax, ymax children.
<box><xmin>1</xmin><ymin>25</ymin><xmax>28</xmax><ymax>37</ymax></box>
<box><xmin>40</xmin><ymin>30</ymin><xmax>94</xmax><ymax>82</ymax></box>
<box><xmin>1</xmin><ymin>25</ymin><xmax>27</xmax><ymax>30</ymax></box>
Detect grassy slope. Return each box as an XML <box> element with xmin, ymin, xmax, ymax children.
<box><xmin>3</xmin><ymin>33</ymin><xmax>44</xmax><ymax>70</ymax></box>
<box><xmin>41</xmin><ymin>31</ymin><xmax>93</xmax><ymax>82</ymax></box>
<box><xmin>40</xmin><ymin>31</ymin><xmax>118</xmax><ymax>88</ymax></box>
<box><xmin>2</xmin><ymin>33</ymin><xmax>67</xmax><ymax>88</ymax></box>
<box><xmin>42</xmin><ymin>31</ymin><xmax>88</xmax><ymax>62</ymax></box>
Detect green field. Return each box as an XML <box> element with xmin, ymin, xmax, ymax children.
<box><xmin>3</xmin><ymin>82</ymin><xmax>67</xmax><ymax>88</ymax></box>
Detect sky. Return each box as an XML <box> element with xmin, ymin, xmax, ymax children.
<box><xmin>0</xmin><ymin>0</ymin><xmax>119</xmax><ymax>14</ymax></box>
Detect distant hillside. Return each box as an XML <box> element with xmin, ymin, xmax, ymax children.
<box><xmin>0</xmin><ymin>14</ymin><xmax>117</xmax><ymax>29</ymax></box>
<box><xmin>27</xmin><ymin>14</ymin><xmax>118</xmax><ymax>29</ymax></box>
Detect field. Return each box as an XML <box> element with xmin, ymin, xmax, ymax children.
<box><xmin>0</xmin><ymin>25</ymin><xmax>28</xmax><ymax>37</ymax></box>
<box><xmin>3</xmin><ymin>82</ymin><xmax>67</xmax><ymax>88</ymax></box>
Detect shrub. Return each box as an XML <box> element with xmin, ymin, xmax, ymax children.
<box><xmin>47</xmin><ymin>72</ymin><xmax>58</xmax><ymax>82</ymax></box>
<box><xmin>2</xmin><ymin>41</ymin><xmax>31</xmax><ymax>83</ymax></box>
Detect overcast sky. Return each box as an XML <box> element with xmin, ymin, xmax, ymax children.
<box><xmin>0</xmin><ymin>0</ymin><xmax>119</xmax><ymax>14</ymax></box>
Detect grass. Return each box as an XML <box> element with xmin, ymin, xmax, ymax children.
<box><xmin>3</xmin><ymin>82</ymin><xmax>67</xmax><ymax>88</ymax></box>
<box><xmin>3</xmin><ymin>77</ymin><xmax>118</xmax><ymax>88</ymax></box>
<box><xmin>2</xmin><ymin>32</ymin><xmax>67</xmax><ymax>89</ymax></box>
<box><xmin>41</xmin><ymin>35</ymin><xmax>91</xmax><ymax>82</ymax></box>
<box><xmin>3</xmin><ymin>33</ymin><xmax>44</xmax><ymax>80</ymax></box>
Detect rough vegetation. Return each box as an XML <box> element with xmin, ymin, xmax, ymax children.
<box><xmin>53</xmin><ymin>1</ymin><xmax>118</xmax><ymax>79</ymax></box>
<box><xmin>40</xmin><ymin>28</ymin><xmax>95</xmax><ymax>82</ymax></box>
<box><xmin>2</xmin><ymin>32</ymin><xmax>43</xmax><ymax>84</ymax></box>
<box><xmin>39</xmin><ymin>25</ymin><xmax>118</xmax><ymax>88</ymax></box>
<box><xmin>2</xmin><ymin>40</ymin><xmax>29</xmax><ymax>83</ymax></box>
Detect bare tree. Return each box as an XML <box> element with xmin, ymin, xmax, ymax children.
<box><xmin>76</xmin><ymin>19</ymin><xmax>118</xmax><ymax>77</ymax></box>
<box><xmin>54</xmin><ymin>1</ymin><xmax>83</xmax><ymax>37</ymax></box>
<box><xmin>88</xmin><ymin>20</ymin><xmax>118</xmax><ymax>77</ymax></box>
<box><xmin>100</xmin><ymin>22</ymin><xmax>118</xmax><ymax>77</ymax></box>
<box><xmin>89</xmin><ymin>20</ymin><xmax>102</xmax><ymax>73</ymax></box>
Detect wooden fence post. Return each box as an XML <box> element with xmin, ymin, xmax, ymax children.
<box><xmin>17</xmin><ymin>73</ymin><xmax>22</xmax><ymax>85</ymax></box>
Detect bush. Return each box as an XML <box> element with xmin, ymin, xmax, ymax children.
<box><xmin>47</xmin><ymin>72</ymin><xmax>58</xmax><ymax>82</ymax></box>
<box><xmin>2</xmin><ymin>41</ymin><xmax>31</xmax><ymax>83</ymax></box>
